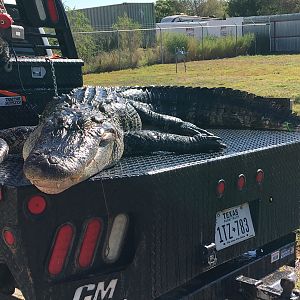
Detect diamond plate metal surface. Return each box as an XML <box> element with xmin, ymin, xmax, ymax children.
<box><xmin>0</xmin><ymin>129</ymin><xmax>300</xmax><ymax>186</ymax></box>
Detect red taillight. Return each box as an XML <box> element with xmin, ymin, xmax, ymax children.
<box><xmin>47</xmin><ymin>0</ymin><xmax>59</xmax><ymax>24</ymax></box>
<box><xmin>3</xmin><ymin>229</ymin><xmax>15</xmax><ymax>247</ymax></box>
<box><xmin>28</xmin><ymin>195</ymin><xmax>47</xmax><ymax>215</ymax></box>
<box><xmin>48</xmin><ymin>224</ymin><xmax>74</xmax><ymax>276</ymax></box>
<box><xmin>237</xmin><ymin>174</ymin><xmax>246</xmax><ymax>191</ymax></box>
<box><xmin>256</xmin><ymin>169</ymin><xmax>264</xmax><ymax>185</ymax></box>
<box><xmin>217</xmin><ymin>180</ymin><xmax>225</xmax><ymax>197</ymax></box>
<box><xmin>78</xmin><ymin>219</ymin><xmax>102</xmax><ymax>269</ymax></box>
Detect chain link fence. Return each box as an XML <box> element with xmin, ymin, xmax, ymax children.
<box><xmin>72</xmin><ymin>23</ymin><xmax>271</xmax><ymax>73</ymax></box>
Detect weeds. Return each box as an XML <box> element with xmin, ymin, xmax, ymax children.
<box><xmin>83</xmin><ymin>33</ymin><xmax>255</xmax><ymax>74</ymax></box>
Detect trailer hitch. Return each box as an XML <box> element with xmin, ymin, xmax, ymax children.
<box><xmin>236</xmin><ymin>266</ymin><xmax>300</xmax><ymax>300</ymax></box>
<box><xmin>200</xmin><ymin>243</ymin><xmax>217</xmax><ymax>267</ymax></box>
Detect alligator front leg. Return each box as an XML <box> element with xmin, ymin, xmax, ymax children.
<box><xmin>124</xmin><ymin>130</ymin><xmax>226</xmax><ymax>155</ymax></box>
<box><xmin>0</xmin><ymin>126</ymin><xmax>35</xmax><ymax>163</ymax></box>
<box><xmin>129</xmin><ymin>100</ymin><xmax>214</xmax><ymax>136</ymax></box>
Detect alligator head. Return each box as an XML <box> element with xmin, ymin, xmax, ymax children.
<box><xmin>23</xmin><ymin>92</ymin><xmax>124</xmax><ymax>194</ymax></box>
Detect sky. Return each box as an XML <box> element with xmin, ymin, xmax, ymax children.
<box><xmin>63</xmin><ymin>0</ymin><xmax>155</xmax><ymax>9</ymax></box>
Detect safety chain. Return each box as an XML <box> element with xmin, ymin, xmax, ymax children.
<box><xmin>0</xmin><ymin>0</ymin><xmax>6</xmax><ymax>13</ymax></box>
<box><xmin>47</xmin><ymin>58</ymin><xmax>58</xmax><ymax>97</ymax></box>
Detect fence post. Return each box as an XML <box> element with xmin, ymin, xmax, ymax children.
<box><xmin>117</xmin><ymin>29</ymin><xmax>121</xmax><ymax>70</ymax></box>
<box><xmin>254</xmin><ymin>24</ymin><xmax>257</xmax><ymax>55</ymax></box>
<box><xmin>156</xmin><ymin>24</ymin><xmax>164</xmax><ymax>64</ymax></box>
<box><xmin>235</xmin><ymin>23</ymin><xmax>238</xmax><ymax>56</ymax></box>
<box><xmin>269</xmin><ymin>17</ymin><xmax>272</xmax><ymax>53</ymax></box>
<box><xmin>129</xmin><ymin>29</ymin><xmax>133</xmax><ymax>68</ymax></box>
<box><xmin>201</xmin><ymin>24</ymin><xmax>204</xmax><ymax>60</ymax></box>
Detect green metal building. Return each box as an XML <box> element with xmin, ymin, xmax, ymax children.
<box><xmin>77</xmin><ymin>2</ymin><xmax>156</xmax><ymax>30</ymax></box>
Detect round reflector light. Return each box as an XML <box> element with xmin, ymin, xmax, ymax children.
<box><xmin>3</xmin><ymin>230</ymin><xmax>15</xmax><ymax>247</ymax></box>
<box><xmin>237</xmin><ymin>174</ymin><xmax>246</xmax><ymax>191</ymax></box>
<box><xmin>0</xmin><ymin>13</ymin><xmax>13</xmax><ymax>29</ymax></box>
<box><xmin>28</xmin><ymin>195</ymin><xmax>47</xmax><ymax>215</ymax></box>
<box><xmin>217</xmin><ymin>180</ymin><xmax>225</xmax><ymax>197</ymax></box>
<box><xmin>256</xmin><ymin>169</ymin><xmax>264</xmax><ymax>185</ymax></box>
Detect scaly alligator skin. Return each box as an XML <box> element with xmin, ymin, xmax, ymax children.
<box><xmin>0</xmin><ymin>36</ymin><xmax>10</xmax><ymax>67</ymax></box>
<box><xmin>0</xmin><ymin>85</ymin><xmax>298</xmax><ymax>194</ymax></box>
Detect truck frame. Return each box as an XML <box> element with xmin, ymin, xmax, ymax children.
<box><xmin>0</xmin><ymin>1</ymin><xmax>299</xmax><ymax>300</ymax></box>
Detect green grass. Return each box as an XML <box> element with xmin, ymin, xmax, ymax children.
<box><xmin>84</xmin><ymin>54</ymin><xmax>300</xmax><ymax>113</ymax></box>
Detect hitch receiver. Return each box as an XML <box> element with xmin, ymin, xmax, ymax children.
<box><xmin>236</xmin><ymin>266</ymin><xmax>300</xmax><ymax>299</ymax></box>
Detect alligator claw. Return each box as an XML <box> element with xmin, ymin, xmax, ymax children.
<box><xmin>0</xmin><ymin>138</ymin><xmax>9</xmax><ymax>164</ymax></box>
<box><xmin>192</xmin><ymin>134</ymin><xmax>226</xmax><ymax>151</ymax></box>
<box><xmin>180</xmin><ymin>122</ymin><xmax>215</xmax><ymax>136</ymax></box>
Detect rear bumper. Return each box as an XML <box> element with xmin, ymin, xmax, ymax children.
<box><xmin>157</xmin><ymin>234</ymin><xmax>297</xmax><ymax>300</ymax></box>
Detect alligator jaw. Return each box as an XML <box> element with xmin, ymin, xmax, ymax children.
<box><xmin>24</xmin><ymin>136</ymin><xmax>123</xmax><ymax>194</ymax></box>
<box><xmin>31</xmin><ymin>178</ymin><xmax>80</xmax><ymax>194</ymax></box>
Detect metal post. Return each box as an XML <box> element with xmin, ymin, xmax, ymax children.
<box><xmin>117</xmin><ymin>29</ymin><xmax>121</xmax><ymax>70</ymax></box>
<box><xmin>235</xmin><ymin>23</ymin><xmax>238</xmax><ymax>56</ymax></box>
<box><xmin>201</xmin><ymin>24</ymin><xmax>204</xmax><ymax>60</ymax></box>
<box><xmin>269</xmin><ymin>17</ymin><xmax>272</xmax><ymax>53</ymax></box>
<box><xmin>250</xmin><ymin>19</ymin><xmax>257</xmax><ymax>55</ymax></box>
<box><xmin>156</xmin><ymin>24</ymin><xmax>164</xmax><ymax>64</ymax></box>
<box><xmin>175</xmin><ymin>47</ymin><xmax>178</xmax><ymax>73</ymax></box>
<box><xmin>130</xmin><ymin>30</ymin><xmax>133</xmax><ymax>67</ymax></box>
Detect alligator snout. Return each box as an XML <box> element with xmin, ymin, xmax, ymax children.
<box><xmin>24</xmin><ymin>152</ymin><xmax>82</xmax><ymax>181</ymax></box>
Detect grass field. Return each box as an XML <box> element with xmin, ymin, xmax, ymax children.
<box><xmin>84</xmin><ymin>54</ymin><xmax>300</xmax><ymax>113</ymax></box>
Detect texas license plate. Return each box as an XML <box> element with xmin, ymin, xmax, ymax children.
<box><xmin>215</xmin><ymin>203</ymin><xmax>255</xmax><ymax>251</ymax></box>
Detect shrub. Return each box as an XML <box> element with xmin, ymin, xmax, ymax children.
<box><xmin>112</xmin><ymin>15</ymin><xmax>142</xmax><ymax>51</ymax></box>
<box><xmin>83</xmin><ymin>32</ymin><xmax>255</xmax><ymax>74</ymax></box>
<box><xmin>83</xmin><ymin>47</ymin><xmax>161</xmax><ymax>73</ymax></box>
<box><xmin>198</xmin><ymin>34</ymin><xmax>255</xmax><ymax>60</ymax></box>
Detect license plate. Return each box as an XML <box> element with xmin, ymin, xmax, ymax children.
<box><xmin>0</xmin><ymin>96</ymin><xmax>22</xmax><ymax>106</ymax></box>
<box><xmin>215</xmin><ymin>203</ymin><xmax>255</xmax><ymax>251</ymax></box>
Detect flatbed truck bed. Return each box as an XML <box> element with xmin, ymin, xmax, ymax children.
<box><xmin>0</xmin><ymin>129</ymin><xmax>299</xmax><ymax>299</ymax></box>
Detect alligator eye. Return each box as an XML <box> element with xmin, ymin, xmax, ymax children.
<box><xmin>91</xmin><ymin>116</ymin><xmax>103</xmax><ymax>123</ymax></box>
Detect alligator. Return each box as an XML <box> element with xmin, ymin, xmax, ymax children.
<box><xmin>0</xmin><ymin>36</ymin><xmax>10</xmax><ymax>67</ymax></box>
<box><xmin>0</xmin><ymin>85</ymin><xmax>299</xmax><ymax>195</ymax></box>
<box><xmin>0</xmin><ymin>86</ymin><xmax>226</xmax><ymax>194</ymax></box>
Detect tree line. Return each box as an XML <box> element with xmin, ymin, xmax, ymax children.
<box><xmin>155</xmin><ymin>0</ymin><xmax>300</xmax><ymax>22</ymax></box>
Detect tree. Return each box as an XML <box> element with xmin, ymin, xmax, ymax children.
<box><xmin>201</xmin><ymin>0</ymin><xmax>227</xmax><ymax>17</ymax></box>
<box><xmin>259</xmin><ymin>0</ymin><xmax>300</xmax><ymax>15</ymax></box>
<box><xmin>227</xmin><ymin>0</ymin><xmax>300</xmax><ymax>17</ymax></box>
<box><xmin>227</xmin><ymin>0</ymin><xmax>261</xmax><ymax>17</ymax></box>
<box><xmin>155</xmin><ymin>0</ymin><xmax>186</xmax><ymax>22</ymax></box>
<box><xmin>178</xmin><ymin>0</ymin><xmax>227</xmax><ymax>18</ymax></box>
<box><xmin>66</xmin><ymin>8</ymin><xmax>96</xmax><ymax>62</ymax></box>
